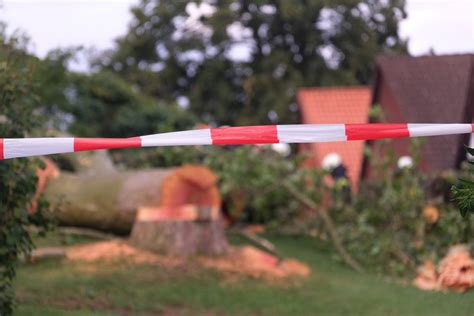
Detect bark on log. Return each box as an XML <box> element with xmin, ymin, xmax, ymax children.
<box><xmin>44</xmin><ymin>168</ymin><xmax>173</xmax><ymax>233</ymax></box>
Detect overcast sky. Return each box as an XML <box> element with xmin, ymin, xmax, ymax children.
<box><xmin>0</xmin><ymin>0</ymin><xmax>473</xmax><ymax>71</ymax></box>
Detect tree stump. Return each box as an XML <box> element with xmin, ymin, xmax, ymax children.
<box><xmin>130</xmin><ymin>206</ymin><xmax>229</xmax><ymax>256</ymax></box>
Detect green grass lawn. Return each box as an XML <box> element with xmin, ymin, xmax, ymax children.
<box><xmin>15</xmin><ymin>234</ymin><xmax>474</xmax><ymax>315</ymax></box>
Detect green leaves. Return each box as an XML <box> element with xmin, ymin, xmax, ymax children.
<box><xmin>329</xmin><ymin>140</ymin><xmax>474</xmax><ymax>276</ymax></box>
<box><xmin>452</xmin><ymin>146</ymin><xmax>474</xmax><ymax>218</ymax></box>
<box><xmin>0</xmin><ymin>33</ymin><xmax>53</xmax><ymax>315</ymax></box>
<box><xmin>58</xmin><ymin>71</ymin><xmax>196</xmax><ymax>138</ymax></box>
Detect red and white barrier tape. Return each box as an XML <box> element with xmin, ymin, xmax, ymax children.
<box><xmin>0</xmin><ymin>123</ymin><xmax>473</xmax><ymax>160</ymax></box>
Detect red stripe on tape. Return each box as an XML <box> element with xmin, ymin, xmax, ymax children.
<box><xmin>345</xmin><ymin>124</ymin><xmax>409</xmax><ymax>141</ymax></box>
<box><xmin>74</xmin><ymin>137</ymin><xmax>141</xmax><ymax>152</ymax></box>
<box><xmin>211</xmin><ymin>125</ymin><xmax>279</xmax><ymax>145</ymax></box>
<box><xmin>471</xmin><ymin>124</ymin><xmax>474</xmax><ymax>133</ymax></box>
<box><xmin>0</xmin><ymin>139</ymin><xmax>3</xmax><ymax>160</ymax></box>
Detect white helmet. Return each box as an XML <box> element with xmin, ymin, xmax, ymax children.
<box><xmin>322</xmin><ymin>153</ymin><xmax>343</xmax><ymax>170</ymax></box>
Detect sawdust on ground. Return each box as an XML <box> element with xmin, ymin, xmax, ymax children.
<box><xmin>413</xmin><ymin>245</ymin><xmax>474</xmax><ymax>293</ymax></box>
<box><xmin>66</xmin><ymin>240</ymin><xmax>310</xmax><ymax>280</ymax></box>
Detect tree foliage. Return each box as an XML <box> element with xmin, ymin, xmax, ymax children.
<box><xmin>27</xmin><ymin>49</ymin><xmax>197</xmax><ymax>138</ymax></box>
<box><xmin>63</xmin><ymin>71</ymin><xmax>196</xmax><ymax>138</ymax></box>
<box><xmin>332</xmin><ymin>142</ymin><xmax>474</xmax><ymax>276</ymax></box>
<box><xmin>0</xmin><ymin>31</ymin><xmax>52</xmax><ymax>315</ymax></box>
<box><xmin>452</xmin><ymin>146</ymin><xmax>474</xmax><ymax>218</ymax></box>
<box><xmin>101</xmin><ymin>0</ymin><xmax>407</xmax><ymax>125</ymax></box>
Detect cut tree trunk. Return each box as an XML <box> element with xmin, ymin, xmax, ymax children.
<box><xmin>44</xmin><ymin>153</ymin><xmax>222</xmax><ymax>234</ymax></box>
<box><xmin>41</xmin><ymin>153</ymin><xmax>229</xmax><ymax>255</ymax></box>
<box><xmin>130</xmin><ymin>206</ymin><xmax>229</xmax><ymax>256</ymax></box>
<box><xmin>44</xmin><ymin>168</ymin><xmax>173</xmax><ymax>233</ymax></box>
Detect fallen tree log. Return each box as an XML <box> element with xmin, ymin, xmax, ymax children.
<box><xmin>45</xmin><ymin>168</ymin><xmax>172</xmax><ymax>233</ymax></box>
<box><xmin>44</xmin><ymin>154</ymin><xmax>221</xmax><ymax>234</ymax></box>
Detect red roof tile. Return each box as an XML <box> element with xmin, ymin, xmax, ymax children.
<box><xmin>297</xmin><ymin>86</ymin><xmax>371</xmax><ymax>191</ymax></box>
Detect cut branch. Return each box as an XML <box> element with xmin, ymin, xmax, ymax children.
<box><xmin>283</xmin><ymin>182</ymin><xmax>364</xmax><ymax>273</ymax></box>
<box><xmin>238</xmin><ymin>230</ymin><xmax>282</xmax><ymax>261</ymax></box>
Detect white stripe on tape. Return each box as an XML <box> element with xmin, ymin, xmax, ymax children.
<box><xmin>140</xmin><ymin>129</ymin><xmax>212</xmax><ymax>146</ymax></box>
<box><xmin>277</xmin><ymin>124</ymin><xmax>347</xmax><ymax>143</ymax></box>
<box><xmin>408</xmin><ymin>124</ymin><xmax>473</xmax><ymax>137</ymax></box>
<box><xmin>4</xmin><ymin>137</ymin><xmax>74</xmax><ymax>159</ymax></box>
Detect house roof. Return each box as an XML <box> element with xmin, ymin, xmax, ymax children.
<box><xmin>297</xmin><ymin>86</ymin><xmax>371</xmax><ymax>190</ymax></box>
<box><xmin>373</xmin><ymin>54</ymin><xmax>474</xmax><ymax>170</ymax></box>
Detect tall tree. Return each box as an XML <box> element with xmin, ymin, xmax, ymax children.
<box><xmin>100</xmin><ymin>0</ymin><xmax>407</xmax><ymax>125</ymax></box>
<box><xmin>28</xmin><ymin>49</ymin><xmax>196</xmax><ymax>138</ymax></box>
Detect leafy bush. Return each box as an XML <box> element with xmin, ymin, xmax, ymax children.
<box><xmin>204</xmin><ymin>146</ymin><xmax>325</xmax><ymax>225</ymax></box>
<box><xmin>331</xmin><ymin>143</ymin><xmax>474</xmax><ymax>276</ymax></box>
<box><xmin>0</xmin><ymin>33</ymin><xmax>52</xmax><ymax>315</ymax></box>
